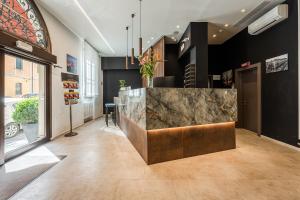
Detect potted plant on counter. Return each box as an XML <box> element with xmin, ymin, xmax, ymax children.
<box><xmin>139</xmin><ymin>47</ymin><xmax>161</xmax><ymax>88</ymax></box>
<box><xmin>12</xmin><ymin>98</ymin><xmax>39</xmax><ymax>143</ymax></box>
<box><xmin>119</xmin><ymin>80</ymin><xmax>127</xmax><ymax>91</ymax></box>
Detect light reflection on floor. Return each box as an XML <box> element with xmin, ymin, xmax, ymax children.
<box><xmin>5</xmin><ymin>132</ymin><xmax>28</xmax><ymax>154</ymax></box>
<box><xmin>4</xmin><ymin>146</ymin><xmax>61</xmax><ymax>173</ymax></box>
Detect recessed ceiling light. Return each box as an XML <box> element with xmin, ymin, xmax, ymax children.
<box><xmin>151</xmin><ymin>37</ymin><xmax>154</xmax><ymax>40</ymax></box>
<box><xmin>176</xmin><ymin>25</ymin><xmax>180</xmax><ymax>29</ymax></box>
<box><xmin>219</xmin><ymin>29</ymin><xmax>223</xmax><ymax>33</ymax></box>
<box><xmin>224</xmin><ymin>24</ymin><xmax>229</xmax><ymax>27</ymax></box>
<box><xmin>213</xmin><ymin>34</ymin><xmax>217</xmax><ymax>38</ymax></box>
<box><xmin>241</xmin><ymin>9</ymin><xmax>246</xmax><ymax>13</ymax></box>
<box><xmin>147</xmin><ymin>41</ymin><xmax>150</xmax><ymax>44</ymax></box>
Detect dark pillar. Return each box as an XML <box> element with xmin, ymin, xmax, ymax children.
<box><xmin>191</xmin><ymin>22</ymin><xmax>208</xmax><ymax>88</ymax></box>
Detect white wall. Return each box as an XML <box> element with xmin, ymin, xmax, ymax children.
<box><xmin>37</xmin><ymin>5</ymin><xmax>85</xmax><ymax>139</ymax></box>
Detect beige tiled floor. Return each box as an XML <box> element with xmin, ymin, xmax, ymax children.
<box><xmin>10</xmin><ymin>119</ymin><xmax>300</xmax><ymax>200</ymax></box>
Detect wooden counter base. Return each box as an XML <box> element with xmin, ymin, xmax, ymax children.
<box><xmin>118</xmin><ymin>114</ymin><xmax>236</xmax><ymax>165</ymax></box>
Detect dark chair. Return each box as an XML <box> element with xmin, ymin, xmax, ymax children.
<box><xmin>105</xmin><ymin>103</ymin><xmax>116</xmax><ymax>126</ymax></box>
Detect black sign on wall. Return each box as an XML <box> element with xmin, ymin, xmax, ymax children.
<box><xmin>179</xmin><ymin>25</ymin><xmax>192</xmax><ymax>58</ymax></box>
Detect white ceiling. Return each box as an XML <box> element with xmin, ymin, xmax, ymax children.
<box><xmin>36</xmin><ymin>0</ymin><xmax>272</xmax><ymax>56</ymax></box>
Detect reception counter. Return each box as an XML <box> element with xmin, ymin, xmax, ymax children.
<box><xmin>115</xmin><ymin>88</ymin><xmax>237</xmax><ymax>164</ymax></box>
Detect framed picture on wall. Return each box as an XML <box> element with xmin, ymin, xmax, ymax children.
<box><xmin>67</xmin><ymin>54</ymin><xmax>77</xmax><ymax>74</ymax></box>
<box><xmin>222</xmin><ymin>69</ymin><xmax>233</xmax><ymax>88</ymax></box>
<box><xmin>266</xmin><ymin>54</ymin><xmax>288</xmax><ymax>74</ymax></box>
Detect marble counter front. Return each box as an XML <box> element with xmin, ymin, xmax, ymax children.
<box><xmin>117</xmin><ymin>88</ymin><xmax>237</xmax><ymax>130</ymax></box>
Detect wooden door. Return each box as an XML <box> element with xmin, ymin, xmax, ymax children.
<box><xmin>235</xmin><ymin>63</ymin><xmax>261</xmax><ymax>135</ymax></box>
<box><xmin>241</xmin><ymin>68</ymin><xmax>258</xmax><ymax>132</ymax></box>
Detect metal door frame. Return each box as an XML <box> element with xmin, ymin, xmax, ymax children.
<box><xmin>0</xmin><ymin>51</ymin><xmax>53</xmax><ymax>165</ymax></box>
<box><xmin>0</xmin><ymin>52</ymin><xmax>4</xmax><ymax>165</ymax></box>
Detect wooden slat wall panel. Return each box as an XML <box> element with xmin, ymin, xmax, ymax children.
<box><xmin>152</xmin><ymin>37</ymin><xmax>165</xmax><ymax>78</ymax></box>
<box><xmin>142</xmin><ymin>37</ymin><xmax>165</xmax><ymax>87</ymax></box>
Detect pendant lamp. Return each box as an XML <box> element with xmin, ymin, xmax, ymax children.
<box><xmin>125</xmin><ymin>26</ymin><xmax>129</xmax><ymax>70</ymax></box>
<box><xmin>131</xmin><ymin>13</ymin><xmax>135</xmax><ymax>65</ymax></box>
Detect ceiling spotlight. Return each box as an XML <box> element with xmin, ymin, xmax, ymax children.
<box><xmin>171</xmin><ymin>36</ymin><xmax>176</xmax><ymax>40</ymax></box>
<box><xmin>147</xmin><ymin>41</ymin><xmax>150</xmax><ymax>44</ymax></box>
<box><xmin>176</xmin><ymin>25</ymin><xmax>180</xmax><ymax>29</ymax></box>
<box><xmin>241</xmin><ymin>9</ymin><xmax>246</xmax><ymax>13</ymax></box>
<box><xmin>151</xmin><ymin>37</ymin><xmax>154</xmax><ymax>40</ymax></box>
<box><xmin>224</xmin><ymin>24</ymin><xmax>229</xmax><ymax>27</ymax></box>
<box><xmin>213</xmin><ymin>34</ymin><xmax>217</xmax><ymax>38</ymax></box>
<box><xmin>219</xmin><ymin>29</ymin><xmax>223</xmax><ymax>33</ymax></box>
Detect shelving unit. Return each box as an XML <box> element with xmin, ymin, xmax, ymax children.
<box><xmin>184</xmin><ymin>64</ymin><xmax>196</xmax><ymax>88</ymax></box>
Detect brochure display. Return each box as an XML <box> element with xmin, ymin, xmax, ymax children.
<box><xmin>61</xmin><ymin>73</ymin><xmax>80</xmax><ymax>137</ymax></box>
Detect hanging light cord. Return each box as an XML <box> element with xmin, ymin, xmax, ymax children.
<box><xmin>139</xmin><ymin>0</ymin><xmax>142</xmax><ymax>38</ymax></box>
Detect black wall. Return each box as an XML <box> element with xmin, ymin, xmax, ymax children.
<box><xmin>208</xmin><ymin>0</ymin><xmax>298</xmax><ymax>146</ymax></box>
<box><xmin>102</xmin><ymin>57</ymin><xmax>139</xmax><ymax>70</ymax></box>
<box><xmin>165</xmin><ymin>44</ymin><xmax>184</xmax><ymax>87</ymax></box>
<box><xmin>208</xmin><ymin>45</ymin><xmax>224</xmax><ymax>75</ymax></box>
<box><xmin>102</xmin><ymin>57</ymin><xmax>142</xmax><ymax>111</ymax></box>
<box><xmin>192</xmin><ymin>23</ymin><xmax>208</xmax><ymax>88</ymax></box>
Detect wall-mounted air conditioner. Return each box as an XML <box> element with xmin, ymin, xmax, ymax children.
<box><xmin>248</xmin><ymin>4</ymin><xmax>288</xmax><ymax>35</ymax></box>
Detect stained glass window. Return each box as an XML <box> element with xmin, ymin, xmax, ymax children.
<box><xmin>0</xmin><ymin>0</ymin><xmax>50</xmax><ymax>51</ymax></box>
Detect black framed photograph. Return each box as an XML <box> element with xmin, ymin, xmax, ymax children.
<box><xmin>266</xmin><ymin>54</ymin><xmax>288</xmax><ymax>74</ymax></box>
<box><xmin>222</xmin><ymin>69</ymin><xmax>233</xmax><ymax>87</ymax></box>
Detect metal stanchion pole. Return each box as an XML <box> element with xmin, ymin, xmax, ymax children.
<box><xmin>64</xmin><ymin>99</ymin><xmax>78</xmax><ymax>137</ymax></box>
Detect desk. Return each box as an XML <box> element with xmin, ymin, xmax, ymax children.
<box><xmin>115</xmin><ymin>88</ymin><xmax>237</xmax><ymax>164</ymax></box>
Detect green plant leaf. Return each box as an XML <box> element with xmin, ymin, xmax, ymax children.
<box><xmin>12</xmin><ymin>98</ymin><xmax>39</xmax><ymax>124</ymax></box>
<box><xmin>119</xmin><ymin>80</ymin><xmax>126</xmax><ymax>88</ymax></box>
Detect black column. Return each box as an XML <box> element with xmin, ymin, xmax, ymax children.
<box><xmin>191</xmin><ymin>22</ymin><xmax>208</xmax><ymax>88</ymax></box>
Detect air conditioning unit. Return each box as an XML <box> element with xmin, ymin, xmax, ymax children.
<box><xmin>248</xmin><ymin>4</ymin><xmax>288</xmax><ymax>35</ymax></box>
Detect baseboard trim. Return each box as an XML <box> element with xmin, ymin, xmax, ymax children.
<box><xmin>261</xmin><ymin>135</ymin><xmax>300</xmax><ymax>151</ymax></box>
<box><xmin>51</xmin><ymin>123</ymin><xmax>85</xmax><ymax>140</ymax></box>
<box><xmin>52</xmin><ymin>117</ymin><xmax>105</xmax><ymax>140</ymax></box>
<box><xmin>84</xmin><ymin>117</ymin><xmax>93</xmax><ymax>123</ymax></box>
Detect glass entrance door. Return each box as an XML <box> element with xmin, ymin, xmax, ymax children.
<box><xmin>2</xmin><ymin>54</ymin><xmax>46</xmax><ymax>155</ymax></box>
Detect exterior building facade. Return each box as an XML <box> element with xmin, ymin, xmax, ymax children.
<box><xmin>4</xmin><ymin>55</ymin><xmax>40</xmax><ymax>98</ymax></box>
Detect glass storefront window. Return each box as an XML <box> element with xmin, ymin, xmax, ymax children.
<box><xmin>4</xmin><ymin>54</ymin><xmax>46</xmax><ymax>153</ymax></box>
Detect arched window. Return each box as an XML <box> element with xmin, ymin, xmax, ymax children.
<box><xmin>0</xmin><ymin>0</ymin><xmax>51</xmax><ymax>52</ymax></box>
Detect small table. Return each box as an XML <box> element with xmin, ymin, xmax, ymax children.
<box><xmin>105</xmin><ymin>103</ymin><xmax>116</xmax><ymax>126</ymax></box>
